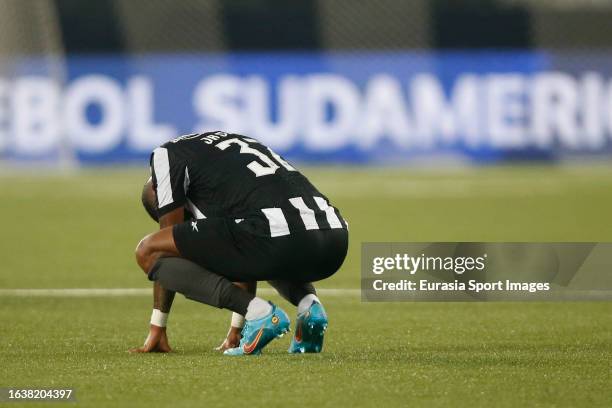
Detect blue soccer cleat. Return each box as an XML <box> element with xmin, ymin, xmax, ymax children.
<box><xmin>288</xmin><ymin>301</ymin><xmax>328</xmax><ymax>354</ymax></box>
<box><xmin>224</xmin><ymin>303</ymin><xmax>290</xmax><ymax>356</ymax></box>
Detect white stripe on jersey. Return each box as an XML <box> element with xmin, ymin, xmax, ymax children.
<box><xmin>314</xmin><ymin>196</ymin><xmax>343</xmax><ymax>229</ymax></box>
<box><xmin>186</xmin><ymin>198</ymin><xmax>206</xmax><ymax>219</ymax></box>
<box><xmin>289</xmin><ymin>197</ymin><xmax>319</xmax><ymax>230</ymax></box>
<box><xmin>152</xmin><ymin>147</ymin><xmax>173</xmax><ymax>207</ymax></box>
<box><xmin>183</xmin><ymin>167</ymin><xmax>206</xmax><ymax>219</ymax></box>
<box><xmin>183</xmin><ymin>167</ymin><xmax>190</xmax><ymax>194</ymax></box>
<box><xmin>261</xmin><ymin>208</ymin><xmax>290</xmax><ymax>237</ymax></box>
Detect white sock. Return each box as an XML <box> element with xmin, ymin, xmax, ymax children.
<box><xmin>297</xmin><ymin>294</ymin><xmax>320</xmax><ymax>314</ymax></box>
<box><xmin>245</xmin><ymin>297</ymin><xmax>272</xmax><ymax>321</ymax></box>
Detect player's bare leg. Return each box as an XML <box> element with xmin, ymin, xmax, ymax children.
<box><xmin>131</xmin><ymin>227</ymin><xmax>180</xmax><ymax>353</ymax></box>
<box><xmin>135</xmin><ymin>227</ymin><xmax>180</xmax><ymax>275</ymax></box>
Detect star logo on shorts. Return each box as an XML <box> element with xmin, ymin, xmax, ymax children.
<box><xmin>191</xmin><ymin>221</ymin><xmax>199</xmax><ymax>232</ymax></box>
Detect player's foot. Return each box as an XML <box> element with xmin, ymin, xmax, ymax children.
<box><xmin>288</xmin><ymin>301</ymin><xmax>328</xmax><ymax>354</ymax></box>
<box><xmin>224</xmin><ymin>303</ymin><xmax>290</xmax><ymax>356</ymax></box>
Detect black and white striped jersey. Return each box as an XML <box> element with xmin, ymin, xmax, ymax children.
<box><xmin>150</xmin><ymin>131</ymin><xmax>347</xmax><ymax>237</ymax></box>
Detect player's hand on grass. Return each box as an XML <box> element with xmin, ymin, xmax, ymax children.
<box><xmin>129</xmin><ymin>324</ymin><xmax>172</xmax><ymax>353</ymax></box>
<box><xmin>214</xmin><ymin>326</ymin><xmax>242</xmax><ymax>352</ymax></box>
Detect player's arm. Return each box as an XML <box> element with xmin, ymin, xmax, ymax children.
<box><xmin>131</xmin><ymin>198</ymin><xmax>185</xmax><ymax>354</ymax></box>
<box><xmin>152</xmin><ymin>207</ymin><xmax>185</xmax><ymax>310</ymax></box>
<box><xmin>152</xmin><ymin>208</ymin><xmax>184</xmax><ymax>311</ymax></box>
<box><xmin>131</xmin><ymin>147</ymin><xmax>187</xmax><ymax>353</ymax></box>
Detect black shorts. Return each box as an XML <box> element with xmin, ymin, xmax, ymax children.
<box><xmin>172</xmin><ymin>217</ymin><xmax>348</xmax><ymax>283</ymax></box>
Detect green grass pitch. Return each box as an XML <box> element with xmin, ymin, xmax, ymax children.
<box><xmin>1</xmin><ymin>165</ymin><xmax>612</xmax><ymax>407</ymax></box>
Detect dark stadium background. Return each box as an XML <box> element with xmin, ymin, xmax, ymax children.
<box><xmin>49</xmin><ymin>0</ymin><xmax>612</xmax><ymax>52</ymax></box>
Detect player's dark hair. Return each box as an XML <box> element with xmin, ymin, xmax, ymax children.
<box><xmin>141</xmin><ymin>178</ymin><xmax>159</xmax><ymax>223</ymax></box>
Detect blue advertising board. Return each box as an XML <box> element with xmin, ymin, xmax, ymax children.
<box><xmin>1</xmin><ymin>51</ymin><xmax>611</xmax><ymax>164</ymax></box>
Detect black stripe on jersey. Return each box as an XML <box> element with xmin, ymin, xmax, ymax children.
<box><xmin>302</xmin><ymin>195</ymin><xmax>331</xmax><ymax>229</ymax></box>
<box><xmin>263</xmin><ymin>196</ymin><xmax>346</xmax><ymax>237</ymax></box>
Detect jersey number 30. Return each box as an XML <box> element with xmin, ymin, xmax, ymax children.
<box><xmin>215</xmin><ymin>138</ymin><xmax>296</xmax><ymax>177</ymax></box>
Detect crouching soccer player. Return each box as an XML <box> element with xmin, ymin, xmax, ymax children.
<box><xmin>132</xmin><ymin>131</ymin><xmax>348</xmax><ymax>355</ymax></box>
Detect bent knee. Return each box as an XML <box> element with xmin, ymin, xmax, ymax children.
<box><xmin>135</xmin><ymin>235</ymin><xmax>155</xmax><ymax>272</ymax></box>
